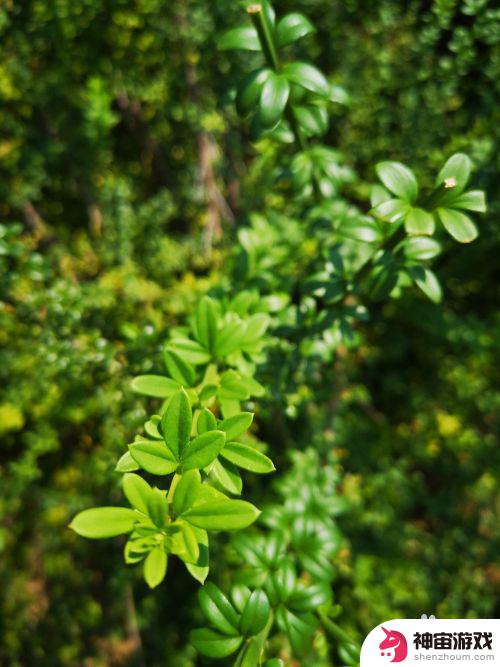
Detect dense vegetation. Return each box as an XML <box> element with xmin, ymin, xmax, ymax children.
<box><xmin>0</xmin><ymin>0</ymin><xmax>498</xmax><ymax>665</ymax></box>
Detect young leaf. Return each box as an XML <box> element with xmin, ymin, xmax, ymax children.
<box><xmin>437</xmin><ymin>208</ymin><xmax>478</xmax><ymax>243</ymax></box>
<box><xmin>164</xmin><ymin>349</ymin><xmax>196</xmax><ymax>387</ymax></box>
<box><xmin>190</xmin><ymin>628</ymin><xmax>243</xmax><ymax>659</ymax></box>
<box><xmin>122</xmin><ymin>473</ymin><xmax>152</xmax><ymax>515</ymax></box>
<box><xmin>131</xmin><ymin>375</ymin><xmax>181</xmax><ymax>398</ymax></box>
<box><xmin>162</xmin><ymin>388</ymin><xmax>192</xmax><ymax>459</ymax></box>
<box><xmin>283</xmin><ymin>62</ymin><xmax>330</xmax><ymax>97</ymax></box>
<box><xmin>185</xmin><ymin>526</ymin><xmax>210</xmax><ymax>584</ymax></box>
<box><xmin>218</xmin><ymin>26</ymin><xmax>261</xmax><ymax>51</ymax></box>
<box><xmin>116</xmin><ymin>451</ymin><xmax>139</xmax><ymax>473</ymax></box>
<box><xmin>173</xmin><ymin>470</ymin><xmax>201</xmax><ymax>515</ymax></box>
<box><xmin>199</xmin><ymin>582</ymin><xmax>241</xmax><ymax>636</ymax></box>
<box><xmin>376</xmin><ymin>162</ymin><xmax>418</xmax><ymax>203</ymax></box>
<box><xmin>197</xmin><ymin>408</ymin><xmax>218</xmax><ymax>435</ymax></box>
<box><xmin>69</xmin><ymin>507</ymin><xmax>137</xmax><ymax>538</ymax></box>
<box><xmin>129</xmin><ymin>441</ymin><xmax>178</xmax><ymax>475</ymax></box>
<box><xmin>194</xmin><ymin>296</ymin><xmax>218</xmax><ymax>352</ymax></box>
<box><xmin>276</xmin><ymin>13</ymin><xmax>315</xmax><ymax>47</ymax></box>
<box><xmin>259</xmin><ymin>72</ymin><xmax>290</xmax><ymax>127</ymax></box>
<box><xmin>181</xmin><ymin>430</ymin><xmax>226</xmax><ymax>471</ymax></box>
<box><xmin>436</xmin><ymin>153</ymin><xmax>471</xmax><ymax>193</ymax></box>
<box><xmin>220</xmin><ymin>412</ymin><xmax>254</xmax><ymax>441</ymax></box>
<box><xmin>183</xmin><ymin>499</ymin><xmax>260</xmax><ymax>531</ymax></box>
<box><xmin>240</xmin><ymin>590</ymin><xmax>271</xmax><ymax>636</ymax></box>
<box><xmin>405</xmin><ymin>208</ymin><xmax>435</xmax><ymax>235</ymax></box>
<box><xmin>143</xmin><ymin>545</ymin><xmax>167</xmax><ymax>589</ymax></box>
<box><xmin>221</xmin><ymin>442</ymin><xmax>275</xmax><ymax>474</ymax></box>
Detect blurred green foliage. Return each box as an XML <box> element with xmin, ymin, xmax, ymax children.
<box><xmin>0</xmin><ymin>0</ymin><xmax>498</xmax><ymax>665</ymax></box>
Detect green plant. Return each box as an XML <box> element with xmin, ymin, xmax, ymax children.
<box><xmin>69</xmin><ymin>0</ymin><xmax>487</xmax><ymax>664</ymax></box>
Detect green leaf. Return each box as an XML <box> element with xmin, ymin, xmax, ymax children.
<box><xmin>69</xmin><ymin>507</ymin><xmax>137</xmax><ymax>538</ymax></box>
<box><xmin>143</xmin><ymin>545</ymin><xmax>167</xmax><ymax>588</ymax></box>
<box><xmin>376</xmin><ymin>161</ymin><xmax>418</xmax><ymax>203</ymax></box>
<box><xmin>283</xmin><ymin>62</ymin><xmax>330</xmax><ymax>97</ymax></box>
<box><xmin>194</xmin><ymin>297</ymin><xmax>218</xmax><ymax>352</ymax></box>
<box><xmin>115</xmin><ymin>451</ymin><xmax>139</xmax><ymax>473</ymax></box>
<box><xmin>164</xmin><ymin>349</ymin><xmax>196</xmax><ymax>387</ymax></box>
<box><xmin>370</xmin><ymin>184</ymin><xmax>391</xmax><ymax>207</ymax></box>
<box><xmin>222</xmin><ymin>442</ymin><xmax>275</xmax><ymax>474</ymax></box>
<box><xmin>369</xmin><ymin>263</ymin><xmax>399</xmax><ymax>301</ymax></box>
<box><xmin>199</xmin><ymin>582</ymin><xmax>240</xmax><ymax>635</ymax></box>
<box><xmin>220</xmin><ymin>412</ymin><xmax>254</xmax><ymax>441</ymax></box>
<box><xmin>452</xmin><ymin>190</ymin><xmax>486</xmax><ymax>213</ymax></box>
<box><xmin>403</xmin><ymin>236</ymin><xmax>442</xmax><ymax>261</ymax></box>
<box><xmin>124</xmin><ymin>536</ymin><xmax>155</xmax><ymax>564</ymax></box>
<box><xmin>209</xmin><ymin>459</ymin><xmax>243</xmax><ymax>496</ymax></box>
<box><xmin>436</xmin><ymin>153</ymin><xmax>471</xmax><ymax>193</ymax></box>
<box><xmin>218</xmin><ymin>26</ymin><xmax>261</xmax><ymax>51</ymax></box>
<box><xmin>236</xmin><ymin>68</ymin><xmax>271</xmax><ymax>116</ymax></box>
<box><xmin>275</xmin><ymin>607</ymin><xmax>317</xmax><ymax>656</ymax></box>
<box><xmin>437</xmin><ymin>208</ymin><xmax>478</xmax><ymax>243</ymax></box>
<box><xmin>147</xmin><ymin>487</ymin><xmax>168</xmax><ymax>527</ymax></box>
<box><xmin>173</xmin><ymin>470</ymin><xmax>201</xmax><ymax>515</ymax></box>
<box><xmin>169</xmin><ymin>338</ymin><xmax>211</xmax><ymax>364</ymax></box>
<box><xmin>185</xmin><ymin>526</ymin><xmax>209</xmax><ymax>584</ymax></box>
<box><xmin>197</xmin><ymin>408</ymin><xmax>217</xmax><ymax>434</ymax></box>
<box><xmin>190</xmin><ymin>628</ymin><xmax>243</xmax><ymax>659</ymax></box>
<box><xmin>294</xmin><ymin>105</ymin><xmax>328</xmax><ymax>136</ymax></box>
<box><xmin>219</xmin><ymin>371</ymin><xmax>264</xmax><ymax>400</ymax></box>
<box><xmin>276</xmin><ymin>13</ymin><xmax>315</xmax><ymax>47</ymax></box>
<box><xmin>181</xmin><ymin>430</ymin><xmax>225</xmax><ymax>471</ymax></box>
<box><xmin>339</xmin><ymin>216</ymin><xmax>382</xmax><ymax>243</ymax></box>
<box><xmin>259</xmin><ymin>73</ymin><xmax>290</xmax><ymax>127</ymax></box>
<box><xmin>409</xmin><ymin>266</ymin><xmax>443</xmax><ymax>303</ymax></box>
<box><xmin>171</xmin><ymin>520</ymin><xmax>200</xmax><ymax>564</ymax></box>
<box><xmin>129</xmin><ymin>440</ymin><xmax>178</xmax><ymax>475</ymax></box>
<box><xmin>162</xmin><ymin>388</ymin><xmax>192</xmax><ymax>459</ymax></box>
<box><xmin>214</xmin><ymin>320</ymin><xmax>245</xmax><ymax>357</ymax></box>
<box><xmin>122</xmin><ymin>473</ymin><xmax>152</xmax><ymax>515</ymax></box>
<box><xmin>144</xmin><ymin>415</ymin><xmax>162</xmax><ymax>440</ymax></box>
<box><xmin>183</xmin><ymin>499</ymin><xmax>260</xmax><ymax>531</ymax></box>
<box><xmin>231</xmin><ymin>585</ymin><xmax>252</xmax><ymax>613</ymax></box>
<box><xmin>240</xmin><ymin>590</ymin><xmax>271</xmax><ymax>636</ymax></box>
<box><xmin>372</xmin><ymin>198</ymin><xmax>409</xmax><ymax>223</ymax></box>
<box><xmin>131</xmin><ymin>375</ymin><xmax>181</xmax><ymax>398</ymax></box>
<box><xmin>241</xmin><ymin>314</ymin><xmax>270</xmax><ymax>345</ymax></box>
<box><xmin>405</xmin><ymin>208</ymin><xmax>435</xmax><ymax>235</ymax></box>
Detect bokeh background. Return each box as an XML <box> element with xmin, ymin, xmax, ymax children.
<box><xmin>1</xmin><ymin>0</ymin><xmax>499</xmax><ymax>665</ymax></box>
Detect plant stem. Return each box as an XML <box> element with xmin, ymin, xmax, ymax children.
<box><xmin>248</xmin><ymin>4</ymin><xmax>306</xmax><ymax>152</ymax></box>
<box><xmin>318</xmin><ymin>608</ymin><xmax>360</xmax><ymax>661</ymax></box>
<box><xmin>248</xmin><ymin>4</ymin><xmax>279</xmax><ymax>71</ymax></box>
